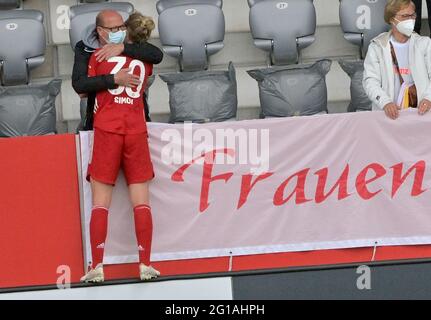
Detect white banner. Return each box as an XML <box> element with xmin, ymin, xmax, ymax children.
<box><xmin>79</xmin><ymin>109</ymin><xmax>431</xmax><ymax>265</ymax></box>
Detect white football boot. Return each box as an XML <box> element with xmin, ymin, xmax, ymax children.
<box><xmin>80</xmin><ymin>264</ymin><xmax>104</xmax><ymax>283</ymax></box>
<box><xmin>139</xmin><ymin>263</ymin><xmax>160</xmax><ymax>281</ymax></box>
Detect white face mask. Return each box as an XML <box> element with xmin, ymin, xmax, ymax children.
<box><xmin>394</xmin><ymin>18</ymin><xmax>415</xmax><ymax>37</ymax></box>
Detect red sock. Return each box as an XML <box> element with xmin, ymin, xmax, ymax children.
<box><xmin>90</xmin><ymin>206</ymin><xmax>109</xmax><ymax>269</ymax></box>
<box><xmin>133</xmin><ymin>204</ymin><xmax>153</xmax><ymax>266</ymax></box>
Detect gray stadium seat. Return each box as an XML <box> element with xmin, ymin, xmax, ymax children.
<box><xmin>0</xmin><ymin>10</ymin><xmax>45</xmax><ymax>86</ymax></box>
<box><xmin>160</xmin><ymin>62</ymin><xmax>237</xmax><ymax>123</ymax></box>
<box><xmin>156</xmin><ymin>0</ymin><xmax>225</xmax><ymax>71</ymax></box>
<box><xmin>0</xmin><ymin>79</ymin><xmax>61</xmax><ymax>137</ymax></box>
<box><xmin>339</xmin><ymin>59</ymin><xmax>372</xmax><ymax>112</ymax></box>
<box><xmin>248</xmin><ymin>0</ymin><xmax>316</xmax><ymax>65</ymax></box>
<box><xmin>0</xmin><ymin>0</ymin><xmax>20</xmax><ymax>10</ymax></box>
<box><xmin>0</xmin><ymin>8</ymin><xmax>61</xmax><ymax>137</ymax></box>
<box><xmin>69</xmin><ymin>1</ymin><xmax>134</xmax><ymax>51</ymax></box>
<box><xmin>248</xmin><ymin>59</ymin><xmax>331</xmax><ymax>117</ymax></box>
<box><xmin>339</xmin><ymin>0</ymin><xmax>389</xmax><ymax>59</ymax></box>
<box><xmin>247</xmin><ymin>0</ymin><xmax>328</xmax><ymax>118</ymax></box>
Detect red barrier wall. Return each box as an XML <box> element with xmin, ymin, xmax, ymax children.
<box><xmin>1</xmin><ymin>134</ymin><xmax>431</xmax><ymax>289</ymax></box>
<box><xmin>102</xmin><ymin>245</ymin><xmax>431</xmax><ymax>281</ymax></box>
<box><xmin>0</xmin><ymin>134</ymin><xmax>84</xmax><ymax>288</ymax></box>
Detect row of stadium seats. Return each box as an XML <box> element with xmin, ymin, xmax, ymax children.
<box><xmin>59</xmin><ymin>0</ymin><xmax>386</xmax><ymax>123</ymax></box>
<box><xmin>0</xmin><ymin>1</ymin><xmax>430</xmax><ymax>134</ymax></box>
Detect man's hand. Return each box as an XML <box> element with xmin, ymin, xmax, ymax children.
<box><xmin>95</xmin><ymin>43</ymin><xmax>125</xmax><ymax>62</ymax></box>
<box><xmin>114</xmin><ymin>68</ymin><xmax>141</xmax><ymax>88</ymax></box>
<box><xmin>418</xmin><ymin>99</ymin><xmax>431</xmax><ymax>115</ymax></box>
<box><xmin>383</xmin><ymin>102</ymin><xmax>399</xmax><ymax>120</ymax></box>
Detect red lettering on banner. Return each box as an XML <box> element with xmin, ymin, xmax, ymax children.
<box><xmin>171</xmin><ymin>149</ymin><xmax>235</xmax><ymax>212</ymax></box>
<box><xmin>314</xmin><ymin>165</ymin><xmax>351</xmax><ymax>203</ymax></box>
<box><xmin>273</xmin><ymin>169</ymin><xmax>312</xmax><ymax>206</ymax></box>
<box><xmin>238</xmin><ymin>173</ymin><xmax>274</xmax><ymax>209</ymax></box>
<box><xmin>391</xmin><ymin>161</ymin><xmax>427</xmax><ymax>198</ymax></box>
<box><xmin>355</xmin><ymin>163</ymin><xmax>387</xmax><ymax>200</ymax></box>
<box><xmin>200</xmin><ymin>160</ymin><xmax>234</xmax><ymax>212</ymax></box>
<box><xmin>172</xmin><ymin>149</ymin><xmax>428</xmax><ymax>213</ymax></box>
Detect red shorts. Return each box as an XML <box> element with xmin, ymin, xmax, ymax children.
<box><xmin>87</xmin><ymin>128</ymin><xmax>154</xmax><ymax>186</ymax></box>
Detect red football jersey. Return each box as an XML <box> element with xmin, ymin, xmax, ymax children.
<box><xmin>88</xmin><ymin>49</ymin><xmax>153</xmax><ymax>134</ymax></box>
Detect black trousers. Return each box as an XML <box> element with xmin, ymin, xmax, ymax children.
<box><xmin>413</xmin><ymin>0</ymin><xmax>431</xmax><ymax>35</ymax></box>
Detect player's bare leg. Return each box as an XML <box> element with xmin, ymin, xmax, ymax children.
<box><xmin>129</xmin><ymin>182</ymin><xmax>160</xmax><ymax>280</ymax></box>
<box><xmin>81</xmin><ymin>179</ymin><xmax>114</xmax><ymax>283</ymax></box>
<box><xmin>92</xmin><ymin>178</ymin><xmax>114</xmax><ymax>208</ymax></box>
<box><xmin>129</xmin><ymin>182</ymin><xmax>150</xmax><ymax>208</ymax></box>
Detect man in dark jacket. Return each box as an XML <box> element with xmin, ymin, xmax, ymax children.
<box><xmin>72</xmin><ymin>10</ymin><xmax>163</xmax><ymax>131</ymax></box>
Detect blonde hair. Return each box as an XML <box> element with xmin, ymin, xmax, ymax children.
<box><xmin>384</xmin><ymin>0</ymin><xmax>415</xmax><ymax>24</ymax></box>
<box><xmin>125</xmin><ymin>12</ymin><xmax>155</xmax><ymax>43</ymax></box>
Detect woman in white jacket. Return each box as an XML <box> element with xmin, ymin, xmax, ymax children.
<box><xmin>363</xmin><ymin>0</ymin><xmax>431</xmax><ymax>119</ymax></box>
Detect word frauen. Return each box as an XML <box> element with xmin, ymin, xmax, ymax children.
<box><xmin>172</xmin><ymin>149</ymin><xmax>426</xmax><ymax>213</ymax></box>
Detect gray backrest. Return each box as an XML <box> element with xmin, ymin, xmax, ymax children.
<box><xmin>248</xmin><ymin>0</ymin><xmax>316</xmax><ymax>65</ymax></box>
<box><xmin>248</xmin><ymin>59</ymin><xmax>331</xmax><ymax>117</ymax></box>
<box><xmin>0</xmin><ymin>79</ymin><xmax>61</xmax><ymax>136</ymax></box>
<box><xmin>69</xmin><ymin>1</ymin><xmax>134</xmax><ymax>50</ymax></box>
<box><xmin>156</xmin><ymin>0</ymin><xmax>225</xmax><ymax>71</ymax></box>
<box><xmin>339</xmin><ymin>59</ymin><xmax>371</xmax><ymax>112</ymax></box>
<box><xmin>339</xmin><ymin>0</ymin><xmax>389</xmax><ymax>59</ymax></box>
<box><xmin>0</xmin><ymin>10</ymin><xmax>45</xmax><ymax>86</ymax></box>
<box><xmin>0</xmin><ymin>0</ymin><xmax>21</xmax><ymax>10</ymax></box>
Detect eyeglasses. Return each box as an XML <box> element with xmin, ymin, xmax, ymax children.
<box><xmin>98</xmin><ymin>24</ymin><xmax>127</xmax><ymax>32</ymax></box>
<box><xmin>395</xmin><ymin>13</ymin><xmax>417</xmax><ymax>20</ymax></box>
